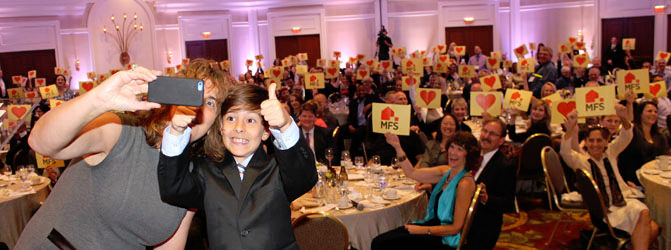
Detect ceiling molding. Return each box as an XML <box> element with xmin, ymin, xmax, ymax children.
<box><xmin>498</xmin><ymin>0</ymin><xmax>594</xmax><ymax>12</ymax></box>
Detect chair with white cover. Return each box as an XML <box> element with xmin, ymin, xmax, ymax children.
<box><xmin>292</xmin><ymin>211</ymin><xmax>349</xmax><ymax>250</ymax></box>
<box><xmin>541</xmin><ymin>146</ymin><xmax>585</xmax><ymax>245</ymax></box>
<box><xmin>574</xmin><ymin>168</ymin><xmax>630</xmax><ymax>250</ymax></box>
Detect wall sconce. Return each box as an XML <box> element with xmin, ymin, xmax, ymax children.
<box><xmin>292</xmin><ymin>27</ymin><xmax>301</xmax><ymax>34</ymax></box>
<box><xmin>75</xmin><ymin>59</ymin><xmax>81</xmax><ymax>71</ymax></box>
<box><xmin>463</xmin><ymin>17</ymin><xmax>474</xmax><ymax>24</ymax></box>
<box><xmin>167</xmin><ymin>51</ymin><xmax>173</xmax><ymax>64</ymax></box>
<box><xmin>577</xmin><ymin>29</ymin><xmax>583</xmax><ymax>40</ymax></box>
<box><xmin>654</xmin><ymin>5</ymin><xmax>665</xmax><ymax>14</ymax></box>
<box><xmin>202</xmin><ymin>32</ymin><xmax>211</xmax><ymax>39</ymax></box>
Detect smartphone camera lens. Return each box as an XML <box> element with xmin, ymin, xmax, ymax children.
<box><xmin>197</xmin><ymin>81</ymin><xmax>204</xmax><ymax>91</ymax></box>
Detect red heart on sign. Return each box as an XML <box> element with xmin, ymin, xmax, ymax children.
<box><xmin>484</xmin><ymin>76</ymin><xmax>496</xmax><ymax>87</ymax></box>
<box><xmin>661</xmin><ymin>52</ymin><xmax>669</xmax><ymax>59</ymax></box>
<box><xmin>420</xmin><ymin>90</ymin><xmax>436</xmax><ymax>104</ymax></box>
<box><xmin>650</xmin><ymin>84</ymin><xmax>661</xmax><ymax>96</ymax></box>
<box><xmin>382</xmin><ymin>61</ymin><xmax>390</xmax><ymax>69</ymax></box>
<box><xmin>439</xmin><ymin>55</ymin><xmax>448</xmax><ymax>62</ymax></box>
<box><xmin>405</xmin><ymin>77</ymin><xmax>415</xmax><ymax>85</ymax></box>
<box><xmin>26</xmin><ymin>92</ymin><xmax>36</xmax><ymax>98</ymax></box>
<box><xmin>512</xmin><ymin>92</ymin><xmax>521</xmax><ymax>100</ymax></box>
<box><xmin>45</xmin><ymin>87</ymin><xmax>51</xmax><ymax>92</ymax></box>
<box><xmin>11</xmin><ymin>107</ymin><xmax>27</xmax><ymax>118</ymax></box>
<box><xmin>327</xmin><ymin>68</ymin><xmax>338</xmax><ymax>76</ymax></box>
<box><xmin>576</xmin><ymin>56</ymin><xmax>586</xmax><ymax>65</ymax></box>
<box><xmin>557</xmin><ymin>101</ymin><xmax>576</xmax><ymax>118</ymax></box>
<box><xmin>11</xmin><ymin>90</ymin><xmax>17</xmax><ymax>96</ymax></box>
<box><xmin>515</xmin><ymin>47</ymin><xmax>525</xmax><ymax>55</ymax></box>
<box><xmin>359</xmin><ymin>70</ymin><xmax>367</xmax><ymax>78</ymax></box>
<box><xmin>381</xmin><ymin>107</ymin><xmax>395</xmax><ymax>121</ymax></box>
<box><xmin>576</xmin><ymin>42</ymin><xmax>584</xmax><ymax>48</ymax></box>
<box><xmin>272</xmin><ymin>69</ymin><xmax>282</xmax><ymax>78</ymax></box>
<box><xmin>488</xmin><ymin>58</ymin><xmax>497</xmax><ymax>67</ymax></box>
<box><xmin>12</xmin><ymin>76</ymin><xmax>21</xmax><ymax>83</ymax></box>
<box><xmin>624</xmin><ymin>72</ymin><xmax>636</xmax><ymax>84</ymax></box>
<box><xmin>521</xmin><ymin>60</ymin><xmax>528</xmax><ymax>66</ymax></box>
<box><xmin>625</xmin><ymin>40</ymin><xmax>630</xmax><ymax>45</ymax></box>
<box><xmin>310</xmin><ymin>75</ymin><xmax>317</xmax><ymax>82</ymax></box>
<box><xmin>406</xmin><ymin>61</ymin><xmax>413</xmax><ymax>67</ymax></box>
<box><xmin>476</xmin><ymin>94</ymin><xmax>496</xmax><ymax>111</ymax></box>
<box><xmin>82</xmin><ymin>82</ymin><xmax>94</xmax><ymax>91</ymax></box>
<box><xmin>55</xmin><ymin>101</ymin><xmax>63</xmax><ymax>106</ymax></box>
<box><xmin>561</xmin><ymin>45</ymin><xmax>567</xmax><ymax>51</ymax></box>
<box><xmin>569</xmin><ymin>37</ymin><xmax>577</xmax><ymax>43</ymax></box>
<box><xmin>28</xmin><ymin>71</ymin><xmax>36</xmax><ymax>77</ymax></box>
<box><xmin>462</xmin><ymin>67</ymin><xmax>469</xmax><ymax>72</ymax></box>
<box><xmin>366</xmin><ymin>60</ymin><xmax>374</xmax><ymax>67</ymax></box>
<box><xmin>456</xmin><ymin>47</ymin><xmax>463</xmax><ymax>53</ymax></box>
<box><xmin>585</xmin><ymin>90</ymin><xmax>600</xmax><ymax>103</ymax></box>
<box><xmin>36</xmin><ymin>79</ymin><xmax>45</xmax><ymax>86</ymax></box>
<box><xmin>438</xmin><ymin>45</ymin><xmax>445</xmax><ymax>51</ymax></box>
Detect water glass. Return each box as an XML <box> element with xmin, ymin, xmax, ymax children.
<box><xmin>354</xmin><ymin>156</ymin><xmax>364</xmax><ymax>168</ymax></box>
<box><xmin>2</xmin><ymin>164</ymin><xmax>11</xmax><ymax>178</ymax></box>
<box><xmin>26</xmin><ymin>164</ymin><xmax>35</xmax><ymax>175</ymax></box>
<box><xmin>372</xmin><ymin>155</ymin><xmax>381</xmax><ymax>168</ymax></box>
<box><xmin>377</xmin><ymin>174</ymin><xmax>389</xmax><ymax>190</ymax></box>
<box><xmin>341</xmin><ymin>150</ymin><xmax>351</xmax><ymax>163</ymax></box>
<box><xmin>16</xmin><ymin>166</ymin><xmax>29</xmax><ymax>190</ymax></box>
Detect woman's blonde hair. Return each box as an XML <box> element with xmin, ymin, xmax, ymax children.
<box><xmin>529</xmin><ymin>99</ymin><xmax>551</xmax><ymax>131</ymax></box>
<box><xmin>136</xmin><ymin>58</ymin><xmax>231</xmax><ymax>148</ymax></box>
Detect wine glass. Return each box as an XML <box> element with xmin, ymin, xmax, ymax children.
<box><xmin>325</xmin><ymin>148</ymin><xmax>334</xmax><ymax>167</ymax></box>
<box><xmin>341</xmin><ymin>150</ymin><xmax>350</xmax><ymax>163</ymax></box>
<box><xmin>372</xmin><ymin>155</ymin><xmax>381</xmax><ymax>168</ymax></box>
<box><xmin>26</xmin><ymin>164</ymin><xmax>35</xmax><ymax>176</ymax></box>
<box><xmin>390</xmin><ymin>157</ymin><xmax>399</xmax><ymax>170</ymax></box>
<box><xmin>354</xmin><ymin>156</ymin><xmax>364</xmax><ymax>169</ymax></box>
<box><xmin>1</xmin><ymin>164</ymin><xmax>11</xmax><ymax>178</ymax></box>
<box><xmin>16</xmin><ymin>165</ymin><xmax>29</xmax><ymax>190</ymax></box>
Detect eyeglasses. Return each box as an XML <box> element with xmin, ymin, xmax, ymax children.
<box><xmin>481</xmin><ymin>128</ymin><xmax>501</xmax><ymax>137</ymax></box>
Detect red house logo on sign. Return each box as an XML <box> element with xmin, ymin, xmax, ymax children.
<box><xmin>380</xmin><ymin>107</ymin><xmax>399</xmax><ymax>130</ymax></box>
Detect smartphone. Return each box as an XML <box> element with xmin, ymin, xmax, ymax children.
<box><xmin>148</xmin><ymin>76</ymin><xmax>204</xmax><ymax>107</ymax></box>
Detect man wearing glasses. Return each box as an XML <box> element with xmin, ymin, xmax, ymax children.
<box><xmin>468</xmin><ymin>119</ymin><xmax>516</xmax><ymax>249</ymax></box>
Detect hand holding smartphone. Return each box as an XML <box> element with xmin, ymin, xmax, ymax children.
<box><xmin>148</xmin><ymin>76</ymin><xmax>204</xmax><ymax>107</ymax></box>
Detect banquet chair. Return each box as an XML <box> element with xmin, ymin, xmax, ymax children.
<box><xmin>517</xmin><ymin>133</ymin><xmax>553</xmax><ymax>208</ymax></box>
<box><xmin>292</xmin><ymin>211</ymin><xmax>349</xmax><ymax>250</ymax></box>
<box><xmin>540</xmin><ymin>146</ymin><xmax>585</xmax><ymax>245</ymax></box>
<box><xmin>574</xmin><ymin>168</ymin><xmax>630</xmax><ymax>250</ymax></box>
<box><xmin>457</xmin><ymin>185</ymin><xmax>482</xmax><ymax>250</ymax></box>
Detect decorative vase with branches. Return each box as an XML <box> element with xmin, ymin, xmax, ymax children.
<box><xmin>103</xmin><ymin>13</ymin><xmax>143</xmax><ymax>66</ymax></box>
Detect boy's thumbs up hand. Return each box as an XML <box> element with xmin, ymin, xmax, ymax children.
<box><xmin>261</xmin><ymin>83</ymin><xmax>292</xmax><ymax>132</ymax></box>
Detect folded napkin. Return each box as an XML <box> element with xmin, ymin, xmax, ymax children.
<box><xmin>302</xmin><ymin>204</ymin><xmax>336</xmax><ymax>213</ymax></box>
<box><xmin>292</xmin><ymin>198</ymin><xmax>323</xmax><ymax>210</ymax></box>
<box><xmin>10</xmin><ymin>187</ymin><xmax>35</xmax><ymax>197</ymax></box>
<box><xmin>358</xmin><ymin>200</ymin><xmax>385</xmax><ymax>209</ymax></box>
<box><xmin>348</xmin><ymin>174</ymin><xmax>364</xmax><ymax>181</ymax></box>
<box><xmin>561</xmin><ymin>191</ymin><xmax>582</xmax><ymax>202</ymax></box>
<box><xmin>625</xmin><ymin>188</ymin><xmax>645</xmax><ymax>199</ymax></box>
<box><xmin>348</xmin><ymin>192</ymin><xmax>363</xmax><ymax>201</ymax></box>
<box><xmin>369</xmin><ymin>195</ymin><xmax>391</xmax><ymax>204</ymax></box>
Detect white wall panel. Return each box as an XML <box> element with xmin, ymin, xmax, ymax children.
<box><xmin>388</xmin><ymin>15</ymin><xmax>438</xmax><ymax>55</ymax></box>
<box><xmin>325</xmin><ymin>18</ymin><xmax>375</xmax><ymax>63</ymax></box>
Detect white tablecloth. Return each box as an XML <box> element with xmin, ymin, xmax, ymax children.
<box><xmin>638</xmin><ymin>160</ymin><xmax>671</xmax><ymax>250</ymax></box>
<box><xmin>292</xmin><ymin>168</ymin><xmax>428</xmax><ymax>250</ymax></box>
<box><xmin>0</xmin><ymin>177</ymin><xmax>50</xmax><ymax>249</ymax></box>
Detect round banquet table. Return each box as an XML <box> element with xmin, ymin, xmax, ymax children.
<box><xmin>291</xmin><ymin>166</ymin><xmax>428</xmax><ymax>250</ymax></box>
<box><xmin>0</xmin><ymin>176</ymin><xmax>50</xmax><ymax>249</ymax></box>
<box><xmin>638</xmin><ymin>160</ymin><xmax>671</xmax><ymax>250</ymax></box>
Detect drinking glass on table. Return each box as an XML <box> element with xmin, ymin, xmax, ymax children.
<box><xmin>2</xmin><ymin>164</ymin><xmax>11</xmax><ymax>178</ymax></box>
<box><xmin>16</xmin><ymin>165</ymin><xmax>29</xmax><ymax>190</ymax></box>
<box><xmin>354</xmin><ymin>156</ymin><xmax>364</xmax><ymax>169</ymax></box>
<box><xmin>372</xmin><ymin>155</ymin><xmax>381</xmax><ymax>168</ymax></box>
<box><xmin>325</xmin><ymin>148</ymin><xmax>334</xmax><ymax>167</ymax></box>
<box><xmin>26</xmin><ymin>164</ymin><xmax>35</xmax><ymax>176</ymax></box>
<box><xmin>341</xmin><ymin>150</ymin><xmax>351</xmax><ymax>166</ymax></box>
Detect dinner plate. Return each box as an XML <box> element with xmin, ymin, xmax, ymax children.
<box><xmin>336</xmin><ymin>203</ymin><xmax>353</xmax><ymax>209</ymax></box>
<box><xmin>644</xmin><ymin>169</ymin><xmax>662</xmax><ymax>175</ymax></box>
<box><xmin>660</xmin><ymin>172</ymin><xmax>671</xmax><ymax>179</ymax></box>
<box><xmin>383</xmin><ymin>195</ymin><xmax>401</xmax><ymax>200</ymax></box>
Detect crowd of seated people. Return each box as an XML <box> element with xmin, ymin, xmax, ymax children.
<box><xmin>3</xmin><ymin>33</ymin><xmax>670</xmax><ymax>249</ymax></box>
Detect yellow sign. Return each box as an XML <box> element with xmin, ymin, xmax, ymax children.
<box><xmin>558</xmin><ymin>43</ymin><xmax>571</xmax><ymax>54</ymax></box>
<box><xmin>433</xmin><ymin>62</ymin><xmax>448</xmax><ymax>73</ymax></box>
<box><xmin>219</xmin><ymin>60</ymin><xmax>231</xmax><ymax>70</ymax></box>
<box><xmin>458</xmin><ymin>65</ymin><xmax>475</xmax><ymax>78</ymax></box>
<box><xmin>40</xmin><ymin>84</ymin><xmax>59</xmax><ymax>99</ymax></box>
<box><xmin>575</xmin><ymin>85</ymin><xmax>616</xmax><ymax>117</ymax></box>
<box><xmin>297</xmin><ymin>53</ymin><xmax>308</xmax><ymax>61</ymax></box>
<box><xmin>24</xmin><ymin>91</ymin><xmax>39</xmax><ymax>99</ymax></box>
<box><xmin>7</xmin><ymin>87</ymin><xmax>24</xmax><ymax>99</ymax></box>
<box><xmin>486</xmin><ymin>56</ymin><xmax>500</xmax><ymax>70</ymax></box>
<box><xmin>356</xmin><ymin>69</ymin><xmax>370</xmax><ymax>80</ymax></box>
<box><xmin>316</xmin><ymin>59</ymin><xmax>326</xmax><ymax>68</ymax></box>
<box><xmin>328</xmin><ymin>60</ymin><xmax>340</xmax><ymax>68</ymax></box>
<box><xmin>514</xmin><ymin>44</ymin><xmax>529</xmax><ymax>59</ymax></box>
<box><xmin>36</xmin><ymin>152</ymin><xmax>65</xmax><ymax>169</ymax></box>
<box><xmin>395</xmin><ymin>47</ymin><xmax>407</xmax><ymax>57</ymax></box>
<box><xmin>616</xmin><ymin>69</ymin><xmax>649</xmax><ymax>98</ymax></box>
<box><xmin>372</xmin><ymin>103</ymin><xmax>411</xmax><ymax>136</ymax></box>
<box><xmin>572</xmin><ymin>53</ymin><xmax>590</xmax><ymax>68</ymax></box>
<box><xmin>454</xmin><ymin>46</ymin><xmax>466</xmax><ymax>56</ymax></box>
<box><xmin>401</xmin><ymin>76</ymin><xmax>420</xmax><ymax>91</ymax></box>
<box><xmin>324</xmin><ymin>67</ymin><xmax>339</xmax><ymax>79</ymax></box>
<box><xmin>268</xmin><ymin>66</ymin><xmax>284</xmax><ymax>82</ymax></box>
<box><xmin>490</xmin><ymin>51</ymin><xmax>501</xmax><ymax>61</ymax></box>
<box><xmin>7</xmin><ymin>104</ymin><xmax>31</xmax><ymax>121</ymax></box>
<box><xmin>49</xmin><ymin>99</ymin><xmax>65</xmax><ymax>109</ymax></box>
<box><xmin>622</xmin><ymin>38</ymin><xmax>636</xmax><ymax>50</ymax></box>
<box><xmin>304</xmin><ymin>73</ymin><xmax>325</xmax><ymax>89</ymax></box>
<box><xmin>479</xmin><ymin>74</ymin><xmax>502</xmax><ymax>91</ymax></box>
<box><xmin>401</xmin><ymin>58</ymin><xmax>423</xmax><ymax>76</ymax></box>
<box><xmin>551</xmin><ymin>98</ymin><xmax>576</xmax><ymax>124</ymax></box>
<box><xmin>415</xmin><ymin>88</ymin><xmax>441</xmax><ymax>109</ymax></box>
<box><xmin>503</xmin><ymin>89</ymin><xmax>533</xmax><ymax>111</ymax></box>
<box><xmin>503</xmin><ymin>60</ymin><xmax>513</xmax><ymax>69</ymax></box>
<box><xmin>655</xmin><ymin>51</ymin><xmax>670</xmax><ymax>63</ymax></box>
<box><xmin>645</xmin><ymin>81</ymin><xmax>667</xmax><ymax>98</ymax></box>
<box><xmin>380</xmin><ymin>60</ymin><xmax>393</xmax><ymax>72</ymax></box>
<box><xmin>296</xmin><ymin>65</ymin><xmax>308</xmax><ymax>75</ymax></box>
<box><xmin>164</xmin><ymin>67</ymin><xmax>175</xmax><ymax>75</ymax></box>
<box><xmin>470</xmin><ymin>92</ymin><xmax>502</xmax><ymax>116</ymax></box>
<box><xmin>517</xmin><ymin>58</ymin><xmax>535</xmax><ymax>73</ymax></box>
<box><xmin>433</xmin><ymin>44</ymin><xmax>447</xmax><ymax>54</ymax></box>
<box><xmin>35</xmin><ymin>78</ymin><xmax>47</xmax><ymax>87</ymax></box>
<box><xmin>79</xmin><ymin>81</ymin><xmax>97</xmax><ymax>95</ymax></box>
<box><xmin>54</xmin><ymin>67</ymin><xmax>64</xmax><ymax>75</ymax></box>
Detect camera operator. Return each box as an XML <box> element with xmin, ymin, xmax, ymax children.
<box><xmin>376</xmin><ymin>26</ymin><xmax>393</xmax><ymax>61</ymax></box>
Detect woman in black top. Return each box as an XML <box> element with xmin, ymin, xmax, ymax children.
<box><xmin>507</xmin><ymin>99</ymin><xmax>551</xmax><ymax>143</ymax></box>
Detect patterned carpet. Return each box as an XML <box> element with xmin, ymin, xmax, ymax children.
<box><xmin>494</xmin><ymin>209</ymin><xmax>593</xmax><ymax>249</ymax></box>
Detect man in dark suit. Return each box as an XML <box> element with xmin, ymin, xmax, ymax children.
<box><xmin>299</xmin><ymin>102</ymin><xmax>338</xmax><ymax>165</ymax></box>
<box><xmin>604</xmin><ymin>36</ymin><xmax>626</xmax><ymax>71</ymax></box>
<box><xmin>348</xmin><ymin>83</ymin><xmax>381</xmax><ymax>157</ymax></box>
<box><xmin>468</xmin><ymin>119</ymin><xmax>516</xmax><ymax>249</ymax></box>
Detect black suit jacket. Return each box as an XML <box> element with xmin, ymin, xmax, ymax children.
<box><xmin>157</xmin><ymin>137</ymin><xmax>317</xmax><ymax>250</ymax></box>
<box><xmin>305</xmin><ymin>126</ymin><xmax>338</xmax><ymax>165</ymax></box>
<box><xmin>347</xmin><ymin>94</ymin><xmax>380</xmax><ymax>128</ymax></box>
<box><xmin>468</xmin><ymin>149</ymin><xmax>516</xmax><ymax>250</ymax></box>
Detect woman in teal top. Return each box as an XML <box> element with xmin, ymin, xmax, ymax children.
<box><xmin>372</xmin><ymin>131</ymin><xmax>478</xmax><ymax>250</ymax></box>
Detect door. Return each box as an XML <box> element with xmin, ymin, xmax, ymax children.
<box><xmin>602</xmin><ymin>16</ymin><xmax>654</xmax><ymax>63</ymax></box>
<box><xmin>275</xmin><ymin>34</ymin><xmax>321</xmax><ymax>68</ymax></box>
<box><xmin>185</xmin><ymin>39</ymin><xmax>228</xmax><ymax>62</ymax></box>
<box><xmin>0</xmin><ymin>49</ymin><xmax>56</xmax><ymax>88</ymax></box>
<box><xmin>445</xmin><ymin>26</ymin><xmax>493</xmax><ymax>57</ymax></box>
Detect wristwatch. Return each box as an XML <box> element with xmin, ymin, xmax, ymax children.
<box><xmin>396</xmin><ymin>154</ymin><xmax>407</xmax><ymax>162</ymax></box>
<box><xmin>427</xmin><ymin>227</ymin><xmax>431</xmax><ymax>235</ymax></box>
